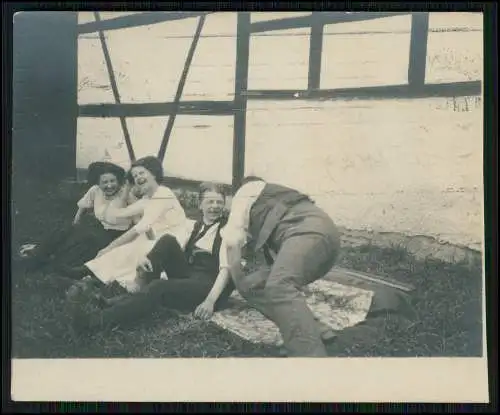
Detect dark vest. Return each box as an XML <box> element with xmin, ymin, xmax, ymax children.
<box><xmin>247</xmin><ymin>182</ymin><xmax>312</xmax><ymax>253</ymax></box>
<box><xmin>184</xmin><ymin>216</ymin><xmax>228</xmax><ymax>275</ymax></box>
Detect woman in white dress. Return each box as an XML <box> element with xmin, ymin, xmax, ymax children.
<box><xmin>65</xmin><ymin>156</ymin><xmax>189</xmax><ymax>294</ymax></box>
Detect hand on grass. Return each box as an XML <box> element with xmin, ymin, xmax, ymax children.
<box><xmin>194</xmin><ymin>299</ymin><xmax>215</xmax><ymax>320</ymax></box>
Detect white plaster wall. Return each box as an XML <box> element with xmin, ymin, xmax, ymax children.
<box><xmin>76</xmin><ymin>12</ymin><xmax>484</xmax><ymax>250</ymax></box>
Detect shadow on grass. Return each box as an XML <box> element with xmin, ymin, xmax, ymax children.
<box><xmin>10</xmin><ymin>177</ymin><xmax>483</xmax><ymax>358</ymax></box>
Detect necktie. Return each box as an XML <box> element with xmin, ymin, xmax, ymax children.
<box><xmin>194</xmin><ymin>222</ymin><xmax>216</xmax><ymax>244</ymax></box>
<box><xmin>186</xmin><ymin>220</ymin><xmax>218</xmax><ymax>263</ymax></box>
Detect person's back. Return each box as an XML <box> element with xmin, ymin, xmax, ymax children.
<box><xmin>222</xmin><ymin>176</ymin><xmax>341</xmax><ymax>357</ymax></box>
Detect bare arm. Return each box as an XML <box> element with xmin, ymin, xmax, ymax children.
<box><xmin>110</xmin><ymin>199</ymin><xmax>147</xmax><ymax>219</ymax></box>
<box><xmin>205</xmin><ymin>267</ymin><xmax>232</xmax><ymax>304</ymax></box>
<box><xmin>75</xmin><ymin>185</ymin><xmax>97</xmax><ymax>224</ymax></box>
<box><xmin>221</xmin><ymin>181</ymin><xmax>265</xmax><ymax>248</ymax></box>
<box><xmin>193</xmin><ymin>238</ymin><xmax>234</xmax><ymax>319</ymax></box>
<box><xmin>73</xmin><ymin>207</ymin><xmax>87</xmax><ymax>225</ymax></box>
<box><xmin>193</xmin><ymin>267</ymin><xmax>232</xmax><ymax>320</ymax></box>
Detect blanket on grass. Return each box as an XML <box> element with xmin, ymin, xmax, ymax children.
<box><xmin>211</xmin><ymin>279</ymin><xmax>374</xmax><ymax>347</ymax></box>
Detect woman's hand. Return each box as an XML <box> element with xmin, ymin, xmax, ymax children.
<box><xmin>194</xmin><ymin>298</ymin><xmax>216</xmax><ymax>320</ymax></box>
<box><xmin>136</xmin><ymin>256</ymin><xmax>153</xmax><ymax>273</ymax></box>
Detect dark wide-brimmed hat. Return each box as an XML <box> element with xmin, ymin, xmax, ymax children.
<box><xmin>87</xmin><ymin>161</ymin><xmax>127</xmax><ymax>185</ymax></box>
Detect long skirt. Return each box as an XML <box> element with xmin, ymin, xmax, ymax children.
<box><xmin>28</xmin><ymin>215</ymin><xmax>125</xmax><ymax>273</ymax></box>
<box><xmin>84</xmin><ymin>233</ymin><xmax>158</xmax><ymax>293</ymax></box>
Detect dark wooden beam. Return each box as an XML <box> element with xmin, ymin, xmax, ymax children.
<box><xmin>250</xmin><ymin>12</ymin><xmax>410</xmax><ymax>34</ymax></box>
<box><xmin>408</xmin><ymin>12</ymin><xmax>430</xmax><ymax>88</ymax></box>
<box><xmin>307</xmin><ymin>13</ymin><xmax>324</xmax><ymax>91</ymax></box>
<box><xmin>78</xmin><ymin>101</ymin><xmax>235</xmax><ymax>118</ymax></box>
<box><xmin>94</xmin><ymin>12</ymin><xmax>135</xmax><ymax>162</ymax></box>
<box><xmin>78</xmin><ymin>80</ymin><xmax>481</xmax><ymax>119</ymax></box>
<box><xmin>244</xmin><ymin>81</ymin><xmax>482</xmax><ymax>101</ymax></box>
<box><xmin>78</xmin><ymin>12</ymin><xmax>212</xmax><ymax>34</ymax></box>
<box><xmin>232</xmin><ymin>12</ymin><xmax>251</xmax><ymax>191</ymax></box>
<box><xmin>157</xmin><ymin>15</ymin><xmax>206</xmax><ymax>163</ymax></box>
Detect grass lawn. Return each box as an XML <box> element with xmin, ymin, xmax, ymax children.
<box><xmin>10</xmin><ymin>177</ymin><xmax>484</xmax><ymax>358</ymax></box>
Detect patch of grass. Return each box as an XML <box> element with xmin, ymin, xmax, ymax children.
<box><xmin>11</xmin><ymin>178</ymin><xmax>483</xmax><ymax>358</ymax></box>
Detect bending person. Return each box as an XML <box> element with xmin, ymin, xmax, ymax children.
<box><xmin>222</xmin><ymin>176</ymin><xmax>342</xmax><ymax>357</ymax></box>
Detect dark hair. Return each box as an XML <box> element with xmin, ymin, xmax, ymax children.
<box><xmin>127</xmin><ymin>156</ymin><xmax>164</xmax><ymax>184</ymax></box>
<box><xmin>87</xmin><ymin>161</ymin><xmax>126</xmax><ymax>186</ymax></box>
<box><xmin>199</xmin><ymin>181</ymin><xmax>226</xmax><ymax>202</ymax></box>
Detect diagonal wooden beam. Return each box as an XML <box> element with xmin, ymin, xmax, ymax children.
<box><xmin>157</xmin><ymin>15</ymin><xmax>206</xmax><ymax>163</ymax></box>
<box><xmin>94</xmin><ymin>12</ymin><xmax>135</xmax><ymax>162</ymax></box>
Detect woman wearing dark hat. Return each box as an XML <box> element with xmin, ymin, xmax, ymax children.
<box><xmin>20</xmin><ymin>160</ymin><xmax>136</xmax><ymax>274</ymax></box>
<box><xmin>66</xmin><ymin>156</ymin><xmax>189</xmax><ymax>294</ymax></box>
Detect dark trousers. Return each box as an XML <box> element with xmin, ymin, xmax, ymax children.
<box><xmin>86</xmin><ymin>234</ymin><xmax>232</xmax><ymax>330</ymax></box>
<box><xmin>29</xmin><ymin>215</ymin><xmax>124</xmax><ymax>272</ymax></box>
<box><xmin>233</xmin><ymin>203</ymin><xmax>341</xmax><ymax>357</ymax></box>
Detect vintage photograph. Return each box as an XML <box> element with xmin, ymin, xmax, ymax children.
<box><xmin>10</xmin><ymin>10</ymin><xmax>487</xmax><ymax>401</ymax></box>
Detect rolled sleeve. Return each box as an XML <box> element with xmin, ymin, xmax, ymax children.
<box><xmin>77</xmin><ymin>185</ymin><xmax>97</xmax><ymax>209</ymax></box>
<box><xmin>223</xmin><ymin>180</ymin><xmax>265</xmax><ymax>247</ymax></box>
<box><xmin>132</xmin><ymin>188</ymin><xmax>182</xmax><ymax>235</ymax></box>
<box><xmin>220</xmin><ymin>226</ymin><xmax>248</xmax><ymax>249</ymax></box>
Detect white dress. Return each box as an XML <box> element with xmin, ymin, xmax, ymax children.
<box><xmin>84</xmin><ymin>185</ymin><xmax>190</xmax><ymax>292</ymax></box>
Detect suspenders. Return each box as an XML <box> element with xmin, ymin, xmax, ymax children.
<box><xmin>185</xmin><ymin>217</ymin><xmax>228</xmax><ymax>265</ymax></box>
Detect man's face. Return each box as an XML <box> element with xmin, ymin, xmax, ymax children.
<box><xmin>200</xmin><ymin>191</ymin><xmax>225</xmax><ymax>223</ymax></box>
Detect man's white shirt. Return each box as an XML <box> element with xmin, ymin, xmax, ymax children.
<box><xmin>220</xmin><ymin>180</ymin><xmax>266</xmax><ymax>248</ymax></box>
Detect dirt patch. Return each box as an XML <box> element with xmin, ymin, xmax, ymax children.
<box><xmin>339</xmin><ymin>227</ymin><xmax>482</xmax><ymax>266</ymax></box>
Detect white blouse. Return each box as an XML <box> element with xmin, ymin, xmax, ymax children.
<box><xmin>105</xmin><ymin>185</ymin><xmax>189</xmax><ymax>246</ymax></box>
<box><xmin>77</xmin><ymin>185</ymin><xmax>134</xmax><ymax>231</ymax></box>
<box><xmin>221</xmin><ymin>180</ymin><xmax>266</xmax><ymax>247</ymax></box>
